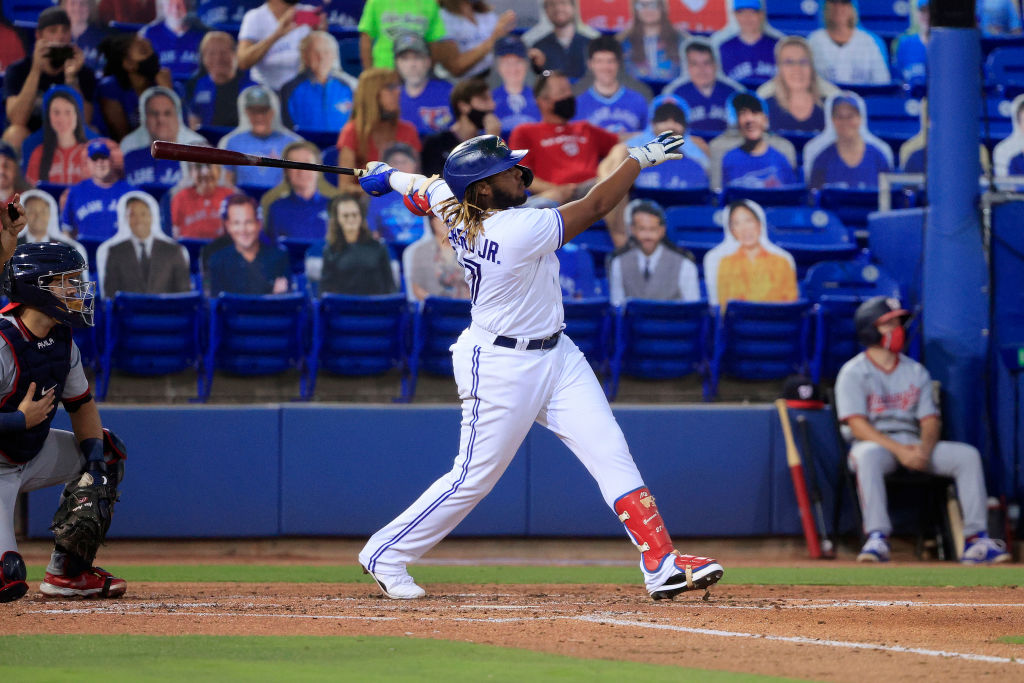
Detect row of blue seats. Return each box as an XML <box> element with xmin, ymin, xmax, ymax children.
<box><xmin>82</xmin><ymin>258</ymin><xmax>902</xmax><ymax>403</ymax></box>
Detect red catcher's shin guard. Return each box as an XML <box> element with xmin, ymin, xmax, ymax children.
<box><xmin>614</xmin><ymin>487</ymin><xmax>675</xmax><ymax>571</ymax></box>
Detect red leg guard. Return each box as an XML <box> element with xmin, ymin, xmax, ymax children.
<box><xmin>614</xmin><ymin>487</ymin><xmax>675</xmax><ymax>571</ymax></box>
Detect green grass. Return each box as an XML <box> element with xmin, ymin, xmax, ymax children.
<box><xmin>999</xmin><ymin>636</ymin><xmax>1024</xmax><ymax>644</ymax></box>
<box><xmin>24</xmin><ymin>564</ymin><xmax>1023</xmax><ymax>587</ymax></box>
<box><xmin>0</xmin><ymin>635</ymin><xmax>796</xmax><ymax>682</ymax></box>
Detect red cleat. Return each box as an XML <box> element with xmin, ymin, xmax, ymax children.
<box><xmin>39</xmin><ymin>566</ymin><xmax>127</xmax><ymax>599</ymax></box>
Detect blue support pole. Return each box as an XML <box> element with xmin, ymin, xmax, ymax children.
<box><xmin>923</xmin><ymin>27</ymin><xmax>988</xmax><ymax>446</ymax></box>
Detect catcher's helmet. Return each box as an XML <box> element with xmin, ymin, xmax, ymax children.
<box><xmin>1</xmin><ymin>242</ymin><xmax>95</xmax><ymax>327</ymax></box>
<box><xmin>442</xmin><ymin>134</ymin><xmax>534</xmax><ymax>203</ymax></box>
<box><xmin>854</xmin><ymin>295</ymin><xmax>909</xmax><ymax>346</ymax></box>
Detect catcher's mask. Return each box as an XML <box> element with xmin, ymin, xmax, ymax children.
<box><xmin>1</xmin><ymin>242</ymin><xmax>95</xmax><ymax>327</ymax></box>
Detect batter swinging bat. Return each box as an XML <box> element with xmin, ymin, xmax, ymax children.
<box><xmin>775</xmin><ymin>399</ymin><xmax>822</xmax><ymax>559</ymax></box>
<box><xmin>795</xmin><ymin>414</ymin><xmax>836</xmax><ymax>559</ymax></box>
<box><xmin>150</xmin><ymin>141</ymin><xmax>365</xmax><ymax>176</ymax></box>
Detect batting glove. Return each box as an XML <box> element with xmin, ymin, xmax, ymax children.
<box><xmin>627</xmin><ymin>132</ymin><xmax>685</xmax><ymax>170</ymax></box>
<box><xmin>358</xmin><ymin>161</ymin><xmax>395</xmax><ymax>197</ymax></box>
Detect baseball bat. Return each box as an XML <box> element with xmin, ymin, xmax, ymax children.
<box><xmin>946</xmin><ymin>484</ymin><xmax>965</xmax><ymax>560</ymax></box>
<box><xmin>795</xmin><ymin>414</ymin><xmax>836</xmax><ymax>559</ymax></box>
<box><xmin>150</xmin><ymin>141</ymin><xmax>364</xmax><ymax>176</ymax></box>
<box><xmin>775</xmin><ymin>399</ymin><xmax>823</xmax><ymax>559</ymax></box>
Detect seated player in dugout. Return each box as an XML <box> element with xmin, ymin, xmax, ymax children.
<box><xmin>835</xmin><ymin>297</ymin><xmax>1011</xmax><ymax>565</ymax></box>
<box><xmin>0</xmin><ymin>234</ymin><xmax>128</xmax><ymax>602</ymax></box>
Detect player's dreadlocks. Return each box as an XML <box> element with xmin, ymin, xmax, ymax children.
<box><xmin>435</xmin><ymin>183</ymin><xmax>496</xmax><ymax>250</ymax></box>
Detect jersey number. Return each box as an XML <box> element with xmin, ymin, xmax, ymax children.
<box><xmin>462</xmin><ymin>258</ymin><xmax>481</xmax><ymax>305</ymax></box>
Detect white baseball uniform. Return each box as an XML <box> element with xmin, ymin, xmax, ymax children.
<box><xmin>360</xmin><ymin>180</ymin><xmax>647</xmax><ymax>578</ymax></box>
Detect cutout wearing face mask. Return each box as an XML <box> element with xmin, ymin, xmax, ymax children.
<box><xmin>467</xmin><ymin>108</ymin><xmax>490</xmax><ymax>130</ymax></box>
<box><xmin>138</xmin><ymin>54</ymin><xmax>161</xmax><ymax>80</ymax></box>
<box><xmin>552</xmin><ymin>96</ymin><xmax>576</xmax><ymax>120</ymax></box>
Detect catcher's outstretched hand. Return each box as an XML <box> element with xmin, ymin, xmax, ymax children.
<box><xmin>627</xmin><ymin>132</ymin><xmax>685</xmax><ymax>169</ymax></box>
<box><xmin>358</xmin><ymin>161</ymin><xmax>395</xmax><ymax>197</ymax></box>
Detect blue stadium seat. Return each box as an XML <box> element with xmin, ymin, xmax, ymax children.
<box><xmin>815</xmin><ymin>186</ymin><xmax>880</xmax><ymax>231</ymax></box>
<box><xmin>337</xmin><ymin>36</ymin><xmax>362</xmax><ymax>80</ymax></box>
<box><xmin>765</xmin><ymin>0</ymin><xmax>818</xmax><ymax>35</ymax></box>
<box><xmin>802</xmin><ymin>260</ymin><xmax>901</xmax><ymax>380</ymax></box>
<box><xmin>571</xmin><ymin>224</ymin><xmax>615</xmax><ymax>279</ymax></box>
<box><xmin>981</xmin><ymin>96</ymin><xmax>1015</xmax><ymax>148</ymax></box>
<box><xmin>866</xmin><ymin>208</ymin><xmax>925</xmax><ymax>308</ymax></box>
<box><xmin>279</xmin><ymin>237</ymin><xmax>318</xmax><ymax>276</ymax></box>
<box><xmin>73</xmin><ymin>309</ymin><xmax>100</xmax><ymax>373</ymax></box>
<box><xmin>3</xmin><ymin>0</ymin><xmax>56</xmax><ymax>25</ymax></box>
<box><xmin>557</xmin><ymin>243</ymin><xmax>604</xmax><ymax>299</ymax></box>
<box><xmin>406</xmin><ymin>296</ymin><xmax>471</xmax><ymax>400</ymax></box>
<box><xmin>203</xmin><ymin>292</ymin><xmax>310</xmax><ymax>401</ymax></box>
<box><xmin>293</xmin><ymin>128</ymin><xmax>340</xmax><ymax>149</ymax></box>
<box><xmin>76</xmin><ymin>235</ymin><xmax>105</xmax><ymax>276</ymax></box>
<box><xmin>97</xmin><ymin>292</ymin><xmax>204</xmax><ymax>401</ymax></box>
<box><xmin>306</xmin><ymin>293</ymin><xmax>409</xmax><ymax>400</ymax></box>
<box><xmin>864</xmin><ymin>95</ymin><xmax>923</xmax><ymax>152</ymax></box>
<box><xmin>237</xmin><ymin>184</ymin><xmax>268</xmax><ymax>202</ymax></box>
<box><xmin>629</xmin><ymin>185</ymin><xmax>713</xmax><ymax>207</ymax></box>
<box><xmin>856</xmin><ymin>0</ymin><xmax>911</xmax><ymax>39</ymax></box>
<box><xmin>721</xmin><ymin>184</ymin><xmax>809</xmax><ymax>208</ymax></box>
<box><xmin>985</xmin><ymin>46</ymin><xmax>1024</xmax><ymax>97</ymax></box>
<box><xmin>665</xmin><ymin>205</ymin><xmax>725</xmax><ymax>265</ymax></box>
<box><xmin>605</xmin><ymin>300</ymin><xmax>709</xmax><ymax>401</ymax></box>
<box><xmin>562</xmin><ymin>297</ymin><xmax>611</xmax><ymax>374</ymax></box>
<box><xmin>708</xmin><ymin>300</ymin><xmax>813</xmax><ymax>398</ymax></box>
<box><xmin>764</xmin><ymin>207</ymin><xmax>857</xmax><ymax>278</ymax></box>
<box><xmin>178</xmin><ymin>238</ymin><xmax>210</xmax><ymax>276</ymax></box>
<box><xmin>196</xmin><ymin>125</ymin><xmax>232</xmax><ymax>146</ymax></box>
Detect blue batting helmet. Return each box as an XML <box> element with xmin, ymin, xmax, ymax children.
<box><xmin>2</xmin><ymin>242</ymin><xmax>95</xmax><ymax>327</ymax></box>
<box><xmin>442</xmin><ymin>135</ymin><xmax>533</xmax><ymax>203</ymax></box>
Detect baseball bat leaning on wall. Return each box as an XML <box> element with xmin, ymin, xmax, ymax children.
<box><xmin>150</xmin><ymin>141</ymin><xmax>365</xmax><ymax>176</ymax></box>
<box><xmin>775</xmin><ymin>399</ymin><xmax>823</xmax><ymax>559</ymax></box>
<box><xmin>795</xmin><ymin>414</ymin><xmax>836</xmax><ymax>559</ymax></box>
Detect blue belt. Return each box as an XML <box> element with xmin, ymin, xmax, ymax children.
<box><xmin>493</xmin><ymin>331</ymin><xmax>561</xmax><ymax>350</ymax></box>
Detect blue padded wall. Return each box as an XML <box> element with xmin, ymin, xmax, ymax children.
<box><xmin>29</xmin><ymin>407</ymin><xmax>282</xmax><ymax>538</ymax></box>
<box><xmin>26</xmin><ymin>404</ymin><xmax>847</xmax><ymax>539</ymax></box>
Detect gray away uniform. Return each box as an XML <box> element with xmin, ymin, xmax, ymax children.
<box><xmin>835</xmin><ymin>351</ymin><xmax>988</xmax><ymax>537</ymax></box>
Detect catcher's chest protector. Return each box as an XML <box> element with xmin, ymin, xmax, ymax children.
<box><xmin>0</xmin><ymin>318</ymin><xmax>72</xmax><ymax>464</ymax></box>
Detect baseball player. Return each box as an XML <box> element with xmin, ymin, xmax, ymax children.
<box><xmin>835</xmin><ymin>296</ymin><xmax>1011</xmax><ymax>564</ymax></box>
<box><xmin>355</xmin><ymin>133</ymin><xmax>724</xmax><ymax>600</ymax></box>
<box><xmin>0</xmin><ymin>240</ymin><xmax>128</xmax><ymax>602</ymax></box>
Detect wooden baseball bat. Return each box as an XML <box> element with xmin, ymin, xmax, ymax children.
<box><xmin>775</xmin><ymin>399</ymin><xmax>823</xmax><ymax>559</ymax></box>
<box><xmin>795</xmin><ymin>413</ymin><xmax>836</xmax><ymax>559</ymax></box>
<box><xmin>150</xmin><ymin>140</ymin><xmax>364</xmax><ymax>176</ymax></box>
<box><xmin>946</xmin><ymin>484</ymin><xmax>965</xmax><ymax>560</ymax></box>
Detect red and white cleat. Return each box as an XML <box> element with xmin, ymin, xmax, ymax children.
<box><xmin>39</xmin><ymin>567</ymin><xmax>127</xmax><ymax>599</ymax></box>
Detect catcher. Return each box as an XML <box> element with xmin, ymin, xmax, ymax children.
<box><xmin>0</xmin><ymin>239</ymin><xmax>126</xmax><ymax>602</ymax></box>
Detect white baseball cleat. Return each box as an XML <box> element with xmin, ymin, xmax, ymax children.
<box><xmin>362</xmin><ymin>565</ymin><xmax>426</xmax><ymax>599</ymax></box>
<box><xmin>643</xmin><ymin>551</ymin><xmax>724</xmax><ymax>601</ymax></box>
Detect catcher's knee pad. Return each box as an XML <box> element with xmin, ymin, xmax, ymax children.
<box><xmin>0</xmin><ymin>551</ymin><xmax>28</xmax><ymax>603</ymax></box>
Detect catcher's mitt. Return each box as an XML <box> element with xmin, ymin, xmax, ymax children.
<box><xmin>50</xmin><ymin>472</ymin><xmax>119</xmax><ymax>564</ymax></box>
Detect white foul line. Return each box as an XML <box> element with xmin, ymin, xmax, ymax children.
<box><xmin>574</xmin><ymin>615</ymin><xmax>1023</xmax><ymax>666</ymax></box>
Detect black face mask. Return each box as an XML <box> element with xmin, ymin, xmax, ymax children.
<box><xmin>467</xmin><ymin>107</ymin><xmax>489</xmax><ymax>130</ymax></box>
<box><xmin>138</xmin><ymin>53</ymin><xmax>161</xmax><ymax>79</ymax></box>
<box><xmin>552</xmin><ymin>96</ymin><xmax>576</xmax><ymax>120</ymax></box>
<box><xmin>281</xmin><ymin>0</ymin><xmax>300</xmax><ymax>4</ymax></box>
<box><xmin>379</xmin><ymin>109</ymin><xmax>398</xmax><ymax>121</ymax></box>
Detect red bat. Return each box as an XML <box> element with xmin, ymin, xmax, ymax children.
<box><xmin>776</xmin><ymin>399</ymin><xmax>822</xmax><ymax>559</ymax></box>
<box><xmin>150</xmin><ymin>140</ymin><xmax>363</xmax><ymax>176</ymax></box>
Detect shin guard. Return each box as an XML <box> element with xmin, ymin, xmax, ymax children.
<box><xmin>614</xmin><ymin>487</ymin><xmax>675</xmax><ymax>571</ymax></box>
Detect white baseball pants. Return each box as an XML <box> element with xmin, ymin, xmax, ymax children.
<box><xmin>361</xmin><ymin>326</ymin><xmax>645</xmax><ymax>576</ymax></box>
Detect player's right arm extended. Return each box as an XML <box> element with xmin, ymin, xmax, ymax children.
<box><xmin>558</xmin><ymin>132</ymin><xmax>684</xmax><ymax>246</ymax></box>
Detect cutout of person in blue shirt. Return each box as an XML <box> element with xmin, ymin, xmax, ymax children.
<box><xmin>710</xmin><ymin>0</ymin><xmax>781</xmax><ymax>88</ymax></box>
<box><xmin>664</xmin><ymin>38</ymin><xmax>743</xmax><ymax>137</ymax></box>
<box><xmin>395</xmin><ymin>32</ymin><xmax>453</xmax><ymax>137</ymax></box>
<box><xmin>574</xmin><ymin>35</ymin><xmax>648</xmax><ymax>134</ymax></box>
<box><xmin>218</xmin><ymin>85</ymin><xmax>302</xmax><ymax>189</ymax></box>
<box><xmin>140</xmin><ymin>0</ymin><xmax>205</xmax><ymax>82</ymax></box>
<box><xmin>279</xmin><ymin>31</ymin><xmax>357</xmax><ymax>133</ymax></box>
<box><xmin>804</xmin><ymin>91</ymin><xmax>893</xmax><ymax>190</ymax></box>
<box><xmin>720</xmin><ymin>93</ymin><xmax>797</xmax><ymax>188</ymax></box>
<box><xmin>892</xmin><ymin>0</ymin><xmax>929</xmax><ymax>89</ymax></box>
<box><xmin>492</xmin><ymin>35</ymin><xmax>540</xmax><ymax>137</ymax></box>
<box><xmin>265</xmin><ymin>141</ymin><xmax>331</xmax><ymax>241</ymax></box>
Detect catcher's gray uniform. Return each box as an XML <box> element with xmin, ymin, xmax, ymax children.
<box><xmin>0</xmin><ymin>318</ymin><xmax>92</xmax><ymax>559</ymax></box>
<box><xmin>835</xmin><ymin>352</ymin><xmax>988</xmax><ymax>537</ymax></box>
